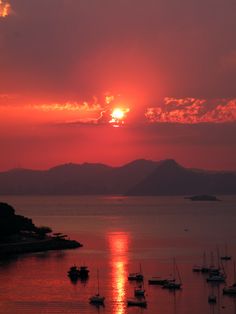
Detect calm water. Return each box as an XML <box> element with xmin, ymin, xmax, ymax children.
<box><xmin>0</xmin><ymin>195</ymin><xmax>236</xmax><ymax>314</ymax></box>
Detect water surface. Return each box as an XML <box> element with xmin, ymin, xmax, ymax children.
<box><xmin>0</xmin><ymin>195</ymin><xmax>236</xmax><ymax>314</ymax></box>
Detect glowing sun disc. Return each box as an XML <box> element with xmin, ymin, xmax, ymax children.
<box><xmin>111</xmin><ymin>108</ymin><xmax>125</xmax><ymax>120</ymax></box>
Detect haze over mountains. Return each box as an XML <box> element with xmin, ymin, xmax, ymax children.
<box><xmin>0</xmin><ymin>159</ymin><xmax>235</xmax><ymax>196</ymax></box>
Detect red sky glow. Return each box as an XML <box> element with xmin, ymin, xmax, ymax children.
<box><xmin>0</xmin><ymin>0</ymin><xmax>236</xmax><ymax>171</ymax></box>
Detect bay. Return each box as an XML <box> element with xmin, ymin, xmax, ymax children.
<box><xmin>0</xmin><ymin>195</ymin><xmax>236</xmax><ymax>314</ymax></box>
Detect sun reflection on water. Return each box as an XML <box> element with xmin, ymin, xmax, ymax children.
<box><xmin>107</xmin><ymin>231</ymin><xmax>130</xmax><ymax>314</ymax></box>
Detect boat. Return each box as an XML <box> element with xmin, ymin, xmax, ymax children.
<box><xmin>206</xmin><ymin>251</ymin><xmax>226</xmax><ymax>283</ymax></box>
<box><xmin>208</xmin><ymin>294</ymin><xmax>217</xmax><ymax>303</ymax></box>
<box><xmin>208</xmin><ymin>284</ymin><xmax>217</xmax><ymax>303</ymax></box>
<box><xmin>134</xmin><ymin>284</ymin><xmax>145</xmax><ymax>297</ymax></box>
<box><xmin>127</xmin><ymin>298</ymin><xmax>147</xmax><ymax>307</ymax></box>
<box><xmin>68</xmin><ymin>264</ymin><xmax>89</xmax><ymax>281</ymax></box>
<box><xmin>78</xmin><ymin>265</ymin><xmax>89</xmax><ymax>278</ymax></box>
<box><xmin>89</xmin><ymin>269</ymin><xmax>105</xmax><ymax>305</ymax></box>
<box><xmin>128</xmin><ymin>264</ymin><xmax>144</xmax><ymax>281</ymax></box>
<box><xmin>185</xmin><ymin>195</ymin><xmax>221</xmax><ymax>201</ymax></box>
<box><xmin>67</xmin><ymin>265</ymin><xmax>80</xmax><ymax>280</ymax></box>
<box><xmin>128</xmin><ymin>273</ymin><xmax>143</xmax><ymax>281</ymax></box>
<box><xmin>148</xmin><ymin>276</ymin><xmax>169</xmax><ymax>285</ymax></box>
<box><xmin>163</xmin><ymin>280</ymin><xmax>182</xmax><ymax>290</ymax></box>
<box><xmin>192</xmin><ymin>265</ymin><xmax>202</xmax><ymax>272</ymax></box>
<box><xmin>89</xmin><ymin>294</ymin><xmax>105</xmax><ymax>304</ymax></box>
<box><xmin>223</xmin><ymin>283</ymin><xmax>236</xmax><ymax>295</ymax></box>
<box><xmin>163</xmin><ymin>258</ymin><xmax>182</xmax><ymax>290</ymax></box>
<box><xmin>206</xmin><ymin>273</ymin><xmax>225</xmax><ymax>283</ymax></box>
<box><xmin>220</xmin><ymin>244</ymin><xmax>231</xmax><ymax>261</ymax></box>
<box><xmin>223</xmin><ymin>262</ymin><xmax>236</xmax><ymax>295</ymax></box>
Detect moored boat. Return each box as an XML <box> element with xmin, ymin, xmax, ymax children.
<box><xmin>128</xmin><ymin>264</ymin><xmax>144</xmax><ymax>281</ymax></box>
<box><xmin>192</xmin><ymin>265</ymin><xmax>202</xmax><ymax>272</ymax></box>
<box><xmin>128</xmin><ymin>272</ymin><xmax>144</xmax><ymax>281</ymax></box>
<box><xmin>89</xmin><ymin>269</ymin><xmax>105</xmax><ymax>305</ymax></box>
<box><xmin>67</xmin><ymin>265</ymin><xmax>80</xmax><ymax>280</ymax></box>
<box><xmin>162</xmin><ymin>258</ymin><xmax>182</xmax><ymax>290</ymax></box>
<box><xmin>148</xmin><ymin>276</ymin><xmax>169</xmax><ymax>285</ymax></box>
<box><xmin>223</xmin><ymin>283</ymin><xmax>236</xmax><ymax>295</ymax></box>
<box><xmin>134</xmin><ymin>284</ymin><xmax>145</xmax><ymax>297</ymax></box>
<box><xmin>206</xmin><ymin>274</ymin><xmax>225</xmax><ymax>283</ymax></box>
<box><xmin>220</xmin><ymin>244</ymin><xmax>231</xmax><ymax>261</ymax></box>
<box><xmin>223</xmin><ymin>262</ymin><xmax>236</xmax><ymax>295</ymax></box>
<box><xmin>78</xmin><ymin>265</ymin><xmax>89</xmax><ymax>278</ymax></box>
<box><xmin>89</xmin><ymin>294</ymin><xmax>105</xmax><ymax>304</ymax></box>
<box><xmin>208</xmin><ymin>294</ymin><xmax>217</xmax><ymax>303</ymax></box>
<box><xmin>127</xmin><ymin>298</ymin><xmax>147</xmax><ymax>307</ymax></box>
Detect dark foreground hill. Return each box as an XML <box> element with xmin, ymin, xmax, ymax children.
<box><xmin>0</xmin><ymin>159</ymin><xmax>235</xmax><ymax>195</ymax></box>
<box><xmin>0</xmin><ymin>202</ymin><xmax>81</xmax><ymax>257</ymax></box>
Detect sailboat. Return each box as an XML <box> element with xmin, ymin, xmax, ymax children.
<box><xmin>163</xmin><ymin>258</ymin><xmax>182</xmax><ymax>290</ymax></box>
<box><xmin>208</xmin><ymin>284</ymin><xmax>217</xmax><ymax>303</ymax></box>
<box><xmin>206</xmin><ymin>251</ymin><xmax>226</xmax><ymax>283</ymax></box>
<box><xmin>220</xmin><ymin>244</ymin><xmax>231</xmax><ymax>261</ymax></box>
<box><xmin>127</xmin><ymin>298</ymin><xmax>147</xmax><ymax>307</ymax></box>
<box><xmin>89</xmin><ymin>269</ymin><xmax>105</xmax><ymax>305</ymax></box>
<box><xmin>134</xmin><ymin>283</ymin><xmax>145</xmax><ymax>297</ymax></box>
<box><xmin>201</xmin><ymin>251</ymin><xmax>210</xmax><ymax>273</ymax></box>
<box><xmin>128</xmin><ymin>263</ymin><xmax>144</xmax><ymax>281</ymax></box>
<box><xmin>223</xmin><ymin>262</ymin><xmax>236</xmax><ymax>295</ymax></box>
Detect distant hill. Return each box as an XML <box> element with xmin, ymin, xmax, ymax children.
<box><xmin>0</xmin><ymin>159</ymin><xmax>235</xmax><ymax>195</ymax></box>
<box><xmin>126</xmin><ymin>159</ymin><xmax>236</xmax><ymax>195</ymax></box>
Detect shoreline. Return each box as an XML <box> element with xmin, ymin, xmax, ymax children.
<box><xmin>0</xmin><ymin>237</ymin><xmax>82</xmax><ymax>258</ymax></box>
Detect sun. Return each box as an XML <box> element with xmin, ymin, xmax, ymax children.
<box><xmin>111</xmin><ymin>108</ymin><xmax>125</xmax><ymax>120</ymax></box>
<box><xmin>109</xmin><ymin>107</ymin><xmax>130</xmax><ymax>127</ymax></box>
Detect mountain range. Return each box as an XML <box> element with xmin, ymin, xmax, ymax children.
<box><xmin>0</xmin><ymin>159</ymin><xmax>235</xmax><ymax>195</ymax></box>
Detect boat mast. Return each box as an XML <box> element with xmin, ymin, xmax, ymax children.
<box><xmin>97</xmin><ymin>269</ymin><xmax>100</xmax><ymax>295</ymax></box>
<box><xmin>203</xmin><ymin>251</ymin><xmax>207</xmax><ymax>268</ymax></box>
<box><xmin>175</xmin><ymin>258</ymin><xmax>182</xmax><ymax>283</ymax></box>
<box><xmin>234</xmin><ymin>261</ymin><xmax>236</xmax><ymax>284</ymax></box>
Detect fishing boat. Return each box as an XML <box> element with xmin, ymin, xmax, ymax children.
<box><xmin>223</xmin><ymin>262</ymin><xmax>236</xmax><ymax>295</ymax></box>
<box><xmin>89</xmin><ymin>269</ymin><xmax>105</xmax><ymax>305</ymax></box>
<box><xmin>163</xmin><ymin>258</ymin><xmax>182</xmax><ymax>290</ymax></box>
<box><xmin>127</xmin><ymin>298</ymin><xmax>147</xmax><ymax>307</ymax></box>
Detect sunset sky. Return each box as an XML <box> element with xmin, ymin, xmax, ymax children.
<box><xmin>0</xmin><ymin>0</ymin><xmax>236</xmax><ymax>171</ymax></box>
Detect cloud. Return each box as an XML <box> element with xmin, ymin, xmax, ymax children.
<box><xmin>145</xmin><ymin>98</ymin><xmax>236</xmax><ymax>124</ymax></box>
<box><xmin>30</xmin><ymin>102</ymin><xmax>102</xmax><ymax>112</ymax></box>
<box><xmin>0</xmin><ymin>0</ymin><xmax>11</xmax><ymax>18</ymax></box>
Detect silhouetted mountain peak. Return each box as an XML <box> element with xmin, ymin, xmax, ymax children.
<box><xmin>121</xmin><ymin>159</ymin><xmax>158</xmax><ymax>169</ymax></box>
<box><xmin>158</xmin><ymin>159</ymin><xmax>182</xmax><ymax>169</ymax></box>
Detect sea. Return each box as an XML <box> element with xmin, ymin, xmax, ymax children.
<box><xmin>0</xmin><ymin>195</ymin><xmax>236</xmax><ymax>314</ymax></box>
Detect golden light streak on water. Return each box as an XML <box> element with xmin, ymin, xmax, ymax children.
<box><xmin>108</xmin><ymin>231</ymin><xmax>130</xmax><ymax>314</ymax></box>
